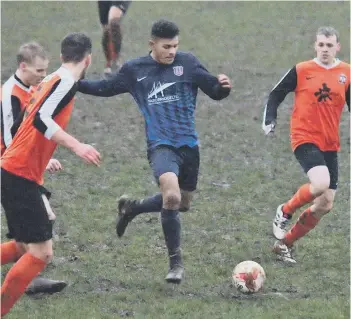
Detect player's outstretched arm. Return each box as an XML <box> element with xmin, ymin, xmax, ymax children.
<box><xmin>192</xmin><ymin>56</ymin><xmax>231</xmax><ymax>100</ymax></box>
<box><xmin>78</xmin><ymin>64</ymin><xmax>132</xmax><ymax>97</ymax></box>
<box><xmin>262</xmin><ymin>66</ymin><xmax>297</xmax><ymax>135</ymax></box>
<box><xmin>31</xmin><ymin>77</ymin><xmax>101</xmax><ymax>166</ymax></box>
<box><xmin>51</xmin><ymin>129</ymin><xmax>101</xmax><ymax>167</ymax></box>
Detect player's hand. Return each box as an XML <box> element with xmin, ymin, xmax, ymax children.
<box><xmin>73</xmin><ymin>143</ymin><xmax>101</xmax><ymax>167</ymax></box>
<box><xmin>262</xmin><ymin>123</ymin><xmax>276</xmax><ymax>136</ymax></box>
<box><xmin>217</xmin><ymin>74</ymin><xmax>232</xmax><ymax>89</ymax></box>
<box><xmin>46</xmin><ymin>158</ymin><xmax>63</xmax><ymax>173</ymax></box>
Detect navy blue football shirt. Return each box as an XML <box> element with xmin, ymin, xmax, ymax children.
<box><xmin>78</xmin><ymin>51</ymin><xmax>230</xmax><ymax>149</ymax></box>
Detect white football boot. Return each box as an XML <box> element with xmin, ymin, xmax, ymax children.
<box><xmin>272</xmin><ymin>240</ymin><xmax>296</xmax><ymax>264</ymax></box>
<box><xmin>273</xmin><ymin>204</ymin><xmax>291</xmax><ymax>240</ymax></box>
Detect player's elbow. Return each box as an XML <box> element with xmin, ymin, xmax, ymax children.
<box><xmin>33</xmin><ymin>113</ymin><xmax>61</xmax><ymax>140</ymax></box>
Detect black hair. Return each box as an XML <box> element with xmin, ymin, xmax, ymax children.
<box><xmin>151</xmin><ymin>19</ymin><xmax>179</xmax><ymax>39</ymax></box>
<box><xmin>61</xmin><ymin>32</ymin><xmax>92</xmax><ymax>63</ymax></box>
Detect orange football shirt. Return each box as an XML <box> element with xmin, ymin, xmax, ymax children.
<box><xmin>291</xmin><ymin>59</ymin><xmax>350</xmax><ymax>151</ymax></box>
<box><xmin>1</xmin><ymin>67</ymin><xmax>77</xmax><ymax>185</ymax></box>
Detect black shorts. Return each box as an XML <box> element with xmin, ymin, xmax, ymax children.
<box><xmin>98</xmin><ymin>1</ymin><xmax>131</xmax><ymax>25</ymax></box>
<box><xmin>147</xmin><ymin>145</ymin><xmax>200</xmax><ymax>192</ymax></box>
<box><xmin>294</xmin><ymin>143</ymin><xmax>338</xmax><ymax>190</ymax></box>
<box><xmin>1</xmin><ymin>169</ymin><xmax>53</xmax><ymax>243</ymax></box>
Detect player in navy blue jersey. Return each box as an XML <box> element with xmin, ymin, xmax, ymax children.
<box><xmin>78</xmin><ymin>19</ymin><xmax>231</xmax><ymax>283</ymax></box>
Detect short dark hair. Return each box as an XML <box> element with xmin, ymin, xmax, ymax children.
<box><xmin>151</xmin><ymin>19</ymin><xmax>179</xmax><ymax>39</ymax></box>
<box><xmin>61</xmin><ymin>32</ymin><xmax>92</xmax><ymax>63</ymax></box>
<box><xmin>16</xmin><ymin>42</ymin><xmax>48</xmax><ymax>66</ymax></box>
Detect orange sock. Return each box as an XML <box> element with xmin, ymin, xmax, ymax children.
<box><xmin>282</xmin><ymin>184</ymin><xmax>316</xmax><ymax>216</ymax></box>
<box><xmin>108</xmin><ymin>39</ymin><xmax>117</xmax><ymax>62</ymax></box>
<box><xmin>1</xmin><ymin>252</ymin><xmax>46</xmax><ymax>316</ymax></box>
<box><xmin>1</xmin><ymin>241</ymin><xmax>21</xmax><ymax>265</ymax></box>
<box><xmin>283</xmin><ymin>207</ymin><xmax>319</xmax><ymax>247</ymax></box>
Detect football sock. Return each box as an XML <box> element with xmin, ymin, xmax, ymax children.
<box><xmin>108</xmin><ymin>39</ymin><xmax>117</xmax><ymax>63</ymax></box>
<box><xmin>283</xmin><ymin>207</ymin><xmax>319</xmax><ymax>247</ymax></box>
<box><xmin>1</xmin><ymin>241</ymin><xmax>21</xmax><ymax>265</ymax></box>
<box><xmin>102</xmin><ymin>28</ymin><xmax>111</xmax><ymax>68</ymax></box>
<box><xmin>161</xmin><ymin>209</ymin><xmax>181</xmax><ymax>264</ymax></box>
<box><xmin>282</xmin><ymin>184</ymin><xmax>315</xmax><ymax>216</ymax></box>
<box><xmin>1</xmin><ymin>253</ymin><xmax>46</xmax><ymax>316</ymax></box>
<box><xmin>132</xmin><ymin>193</ymin><xmax>163</xmax><ymax>214</ymax></box>
<box><xmin>109</xmin><ymin>18</ymin><xmax>122</xmax><ymax>62</ymax></box>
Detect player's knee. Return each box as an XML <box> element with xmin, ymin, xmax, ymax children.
<box><xmin>311</xmin><ymin>181</ymin><xmax>330</xmax><ymax>197</ymax></box>
<box><xmin>163</xmin><ymin>191</ymin><xmax>181</xmax><ymax>209</ymax></box>
<box><xmin>108</xmin><ymin>7</ymin><xmax>123</xmax><ymax>21</ymax></box>
<box><xmin>28</xmin><ymin>242</ymin><xmax>53</xmax><ymax>264</ymax></box>
<box><xmin>109</xmin><ymin>17</ymin><xmax>121</xmax><ymax>30</ymax></box>
<box><xmin>315</xmin><ymin>200</ymin><xmax>333</xmax><ymax>217</ymax></box>
<box><xmin>32</xmin><ymin>250</ymin><xmax>53</xmax><ymax>264</ymax></box>
<box><xmin>323</xmin><ymin>201</ymin><xmax>333</xmax><ymax>213</ymax></box>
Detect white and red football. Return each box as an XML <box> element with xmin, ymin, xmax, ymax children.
<box><xmin>232</xmin><ymin>260</ymin><xmax>266</xmax><ymax>293</ymax></box>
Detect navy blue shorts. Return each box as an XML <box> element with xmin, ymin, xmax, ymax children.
<box><xmin>294</xmin><ymin>143</ymin><xmax>338</xmax><ymax>190</ymax></box>
<box><xmin>98</xmin><ymin>1</ymin><xmax>131</xmax><ymax>25</ymax></box>
<box><xmin>147</xmin><ymin>145</ymin><xmax>200</xmax><ymax>192</ymax></box>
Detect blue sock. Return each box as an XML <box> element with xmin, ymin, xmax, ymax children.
<box><xmin>161</xmin><ymin>209</ymin><xmax>181</xmax><ymax>261</ymax></box>
<box><xmin>133</xmin><ymin>193</ymin><xmax>163</xmax><ymax>214</ymax></box>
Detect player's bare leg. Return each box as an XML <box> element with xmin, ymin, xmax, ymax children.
<box><xmin>274</xmin><ymin>189</ymin><xmax>335</xmax><ymax>263</ymax></box>
<box><xmin>273</xmin><ymin>165</ymin><xmax>330</xmax><ymax>239</ymax></box>
<box><xmin>102</xmin><ymin>25</ymin><xmax>113</xmax><ymax>76</ymax></box>
<box><xmin>105</xmin><ymin>6</ymin><xmax>124</xmax><ymax>74</ymax></box>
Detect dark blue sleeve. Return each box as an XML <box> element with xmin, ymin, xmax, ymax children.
<box><xmin>78</xmin><ymin>63</ymin><xmax>133</xmax><ymax>97</ymax></box>
<box><xmin>191</xmin><ymin>55</ymin><xmax>230</xmax><ymax>100</ymax></box>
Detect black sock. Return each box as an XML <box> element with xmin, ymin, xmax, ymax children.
<box><xmin>161</xmin><ymin>209</ymin><xmax>181</xmax><ymax>265</ymax></box>
<box><xmin>133</xmin><ymin>193</ymin><xmax>163</xmax><ymax>214</ymax></box>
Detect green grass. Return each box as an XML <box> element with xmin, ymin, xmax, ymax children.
<box><xmin>1</xmin><ymin>1</ymin><xmax>350</xmax><ymax>318</ymax></box>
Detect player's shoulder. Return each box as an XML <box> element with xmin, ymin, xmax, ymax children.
<box><xmin>1</xmin><ymin>75</ymin><xmax>16</xmax><ymax>96</ymax></box>
<box><xmin>124</xmin><ymin>54</ymin><xmax>152</xmax><ymax>67</ymax></box>
<box><xmin>2</xmin><ymin>75</ymin><xmax>30</xmax><ymax>98</ymax></box>
<box><xmin>337</xmin><ymin>60</ymin><xmax>350</xmax><ymax>70</ymax></box>
<box><xmin>41</xmin><ymin>67</ymin><xmax>75</xmax><ymax>91</ymax></box>
<box><xmin>2</xmin><ymin>75</ymin><xmax>15</xmax><ymax>88</ymax></box>
<box><xmin>296</xmin><ymin>59</ymin><xmax>316</xmax><ymax>71</ymax></box>
<box><xmin>176</xmin><ymin>51</ymin><xmax>198</xmax><ymax>61</ymax></box>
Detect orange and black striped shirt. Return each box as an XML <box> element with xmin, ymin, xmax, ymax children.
<box><xmin>1</xmin><ymin>67</ymin><xmax>77</xmax><ymax>185</ymax></box>
<box><xmin>0</xmin><ymin>74</ymin><xmax>33</xmax><ymax>155</ymax></box>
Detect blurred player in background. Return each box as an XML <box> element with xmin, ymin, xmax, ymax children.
<box><xmin>262</xmin><ymin>26</ymin><xmax>350</xmax><ymax>263</ymax></box>
<box><xmin>77</xmin><ymin>19</ymin><xmax>231</xmax><ymax>284</ymax></box>
<box><xmin>97</xmin><ymin>1</ymin><xmax>131</xmax><ymax>76</ymax></box>
<box><xmin>1</xmin><ymin>42</ymin><xmax>66</xmax><ymax>295</ymax></box>
<box><xmin>1</xmin><ymin>33</ymin><xmax>101</xmax><ymax>316</ymax></box>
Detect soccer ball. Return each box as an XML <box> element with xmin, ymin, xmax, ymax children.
<box><xmin>232</xmin><ymin>260</ymin><xmax>266</xmax><ymax>294</ymax></box>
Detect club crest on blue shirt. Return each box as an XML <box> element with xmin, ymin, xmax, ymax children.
<box><xmin>173</xmin><ymin>66</ymin><xmax>183</xmax><ymax>76</ymax></box>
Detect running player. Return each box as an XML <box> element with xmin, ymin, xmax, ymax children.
<box><xmin>1</xmin><ymin>32</ymin><xmax>101</xmax><ymax>316</ymax></box>
<box><xmin>77</xmin><ymin>19</ymin><xmax>231</xmax><ymax>283</ymax></box>
<box><xmin>97</xmin><ymin>1</ymin><xmax>131</xmax><ymax>76</ymax></box>
<box><xmin>1</xmin><ymin>42</ymin><xmax>66</xmax><ymax>295</ymax></box>
<box><xmin>262</xmin><ymin>26</ymin><xmax>350</xmax><ymax>263</ymax></box>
